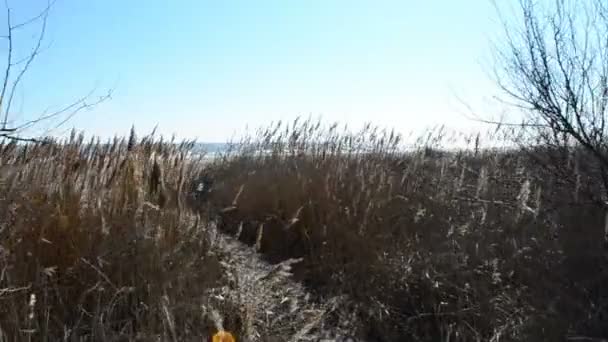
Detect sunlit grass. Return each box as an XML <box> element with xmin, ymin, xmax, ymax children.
<box><xmin>205</xmin><ymin>118</ymin><xmax>608</xmax><ymax>341</ymax></box>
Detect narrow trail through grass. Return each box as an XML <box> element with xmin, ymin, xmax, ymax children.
<box><xmin>204</xmin><ymin>219</ymin><xmax>355</xmax><ymax>342</ymax></box>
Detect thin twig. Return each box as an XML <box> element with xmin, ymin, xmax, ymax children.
<box><xmin>0</xmin><ymin>2</ymin><xmax>13</xmax><ymax>128</ymax></box>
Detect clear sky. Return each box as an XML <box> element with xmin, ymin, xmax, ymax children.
<box><xmin>2</xmin><ymin>0</ymin><xmax>506</xmax><ymax>142</ymax></box>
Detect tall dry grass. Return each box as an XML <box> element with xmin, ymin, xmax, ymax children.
<box><xmin>204</xmin><ymin>118</ymin><xmax>608</xmax><ymax>341</ymax></box>
<box><xmin>2</xmin><ymin>120</ymin><xmax>607</xmax><ymax>341</ymax></box>
<box><xmin>0</xmin><ymin>130</ymin><xmax>232</xmax><ymax>341</ymax></box>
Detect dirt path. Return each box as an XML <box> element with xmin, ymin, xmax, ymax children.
<box><xmin>206</xmin><ymin>220</ymin><xmax>359</xmax><ymax>342</ymax></box>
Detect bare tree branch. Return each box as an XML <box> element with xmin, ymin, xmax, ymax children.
<box><xmin>0</xmin><ymin>2</ymin><xmax>12</xmax><ymax>128</ymax></box>
<box><xmin>0</xmin><ymin>133</ymin><xmax>44</xmax><ymax>143</ymax></box>
<box><xmin>0</xmin><ymin>1</ymin><xmax>111</xmax><ymax>140</ymax></box>
<box><xmin>3</xmin><ymin>0</ymin><xmax>49</xmax><ymax>125</ymax></box>
<box><xmin>493</xmin><ymin>0</ymin><xmax>608</xmax><ymax>201</ymax></box>
<box><xmin>9</xmin><ymin>0</ymin><xmax>53</xmax><ymax>31</ymax></box>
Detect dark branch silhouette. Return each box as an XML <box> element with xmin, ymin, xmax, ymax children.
<box><xmin>0</xmin><ymin>0</ymin><xmax>111</xmax><ymax>142</ymax></box>
<box><xmin>493</xmin><ymin>0</ymin><xmax>608</xmax><ymax>201</ymax></box>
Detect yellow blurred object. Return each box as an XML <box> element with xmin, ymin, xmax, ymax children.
<box><xmin>212</xmin><ymin>330</ymin><xmax>236</xmax><ymax>342</ymax></box>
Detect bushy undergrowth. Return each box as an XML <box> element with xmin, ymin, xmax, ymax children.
<box><xmin>0</xmin><ymin>132</ymin><xmax>232</xmax><ymax>341</ymax></box>
<box><xmin>205</xmin><ymin>119</ymin><xmax>608</xmax><ymax>341</ymax></box>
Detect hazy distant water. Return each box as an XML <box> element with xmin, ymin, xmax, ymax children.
<box><xmin>195</xmin><ymin>143</ymin><xmax>230</xmax><ymax>153</ymax></box>
<box><xmin>193</xmin><ymin>143</ymin><xmax>230</xmax><ymax>159</ymax></box>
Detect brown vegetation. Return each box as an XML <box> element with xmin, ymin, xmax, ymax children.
<box><xmin>0</xmin><ymin>129</ymin><xmax>360</xmax><ymax>341</ymax></box>
<box><xmin>0</xmin><ymin>131</ymin><xmax>230</xmax><ymax>340</ymax></box>
<box><xmin>205</xmin><ymin>119</ymin><xmax>608</xmax><ymax>341</ymax></box>
<box><xmin>1</xmin><ymin>120</ymin><xmax>607</xmax><ymax>341</ymax></box>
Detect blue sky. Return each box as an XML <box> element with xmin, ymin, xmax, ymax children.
<box><xmin>2</xmin><ymin>0</ymin><xmax>505</xmax><ymax>142</ymax></box>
